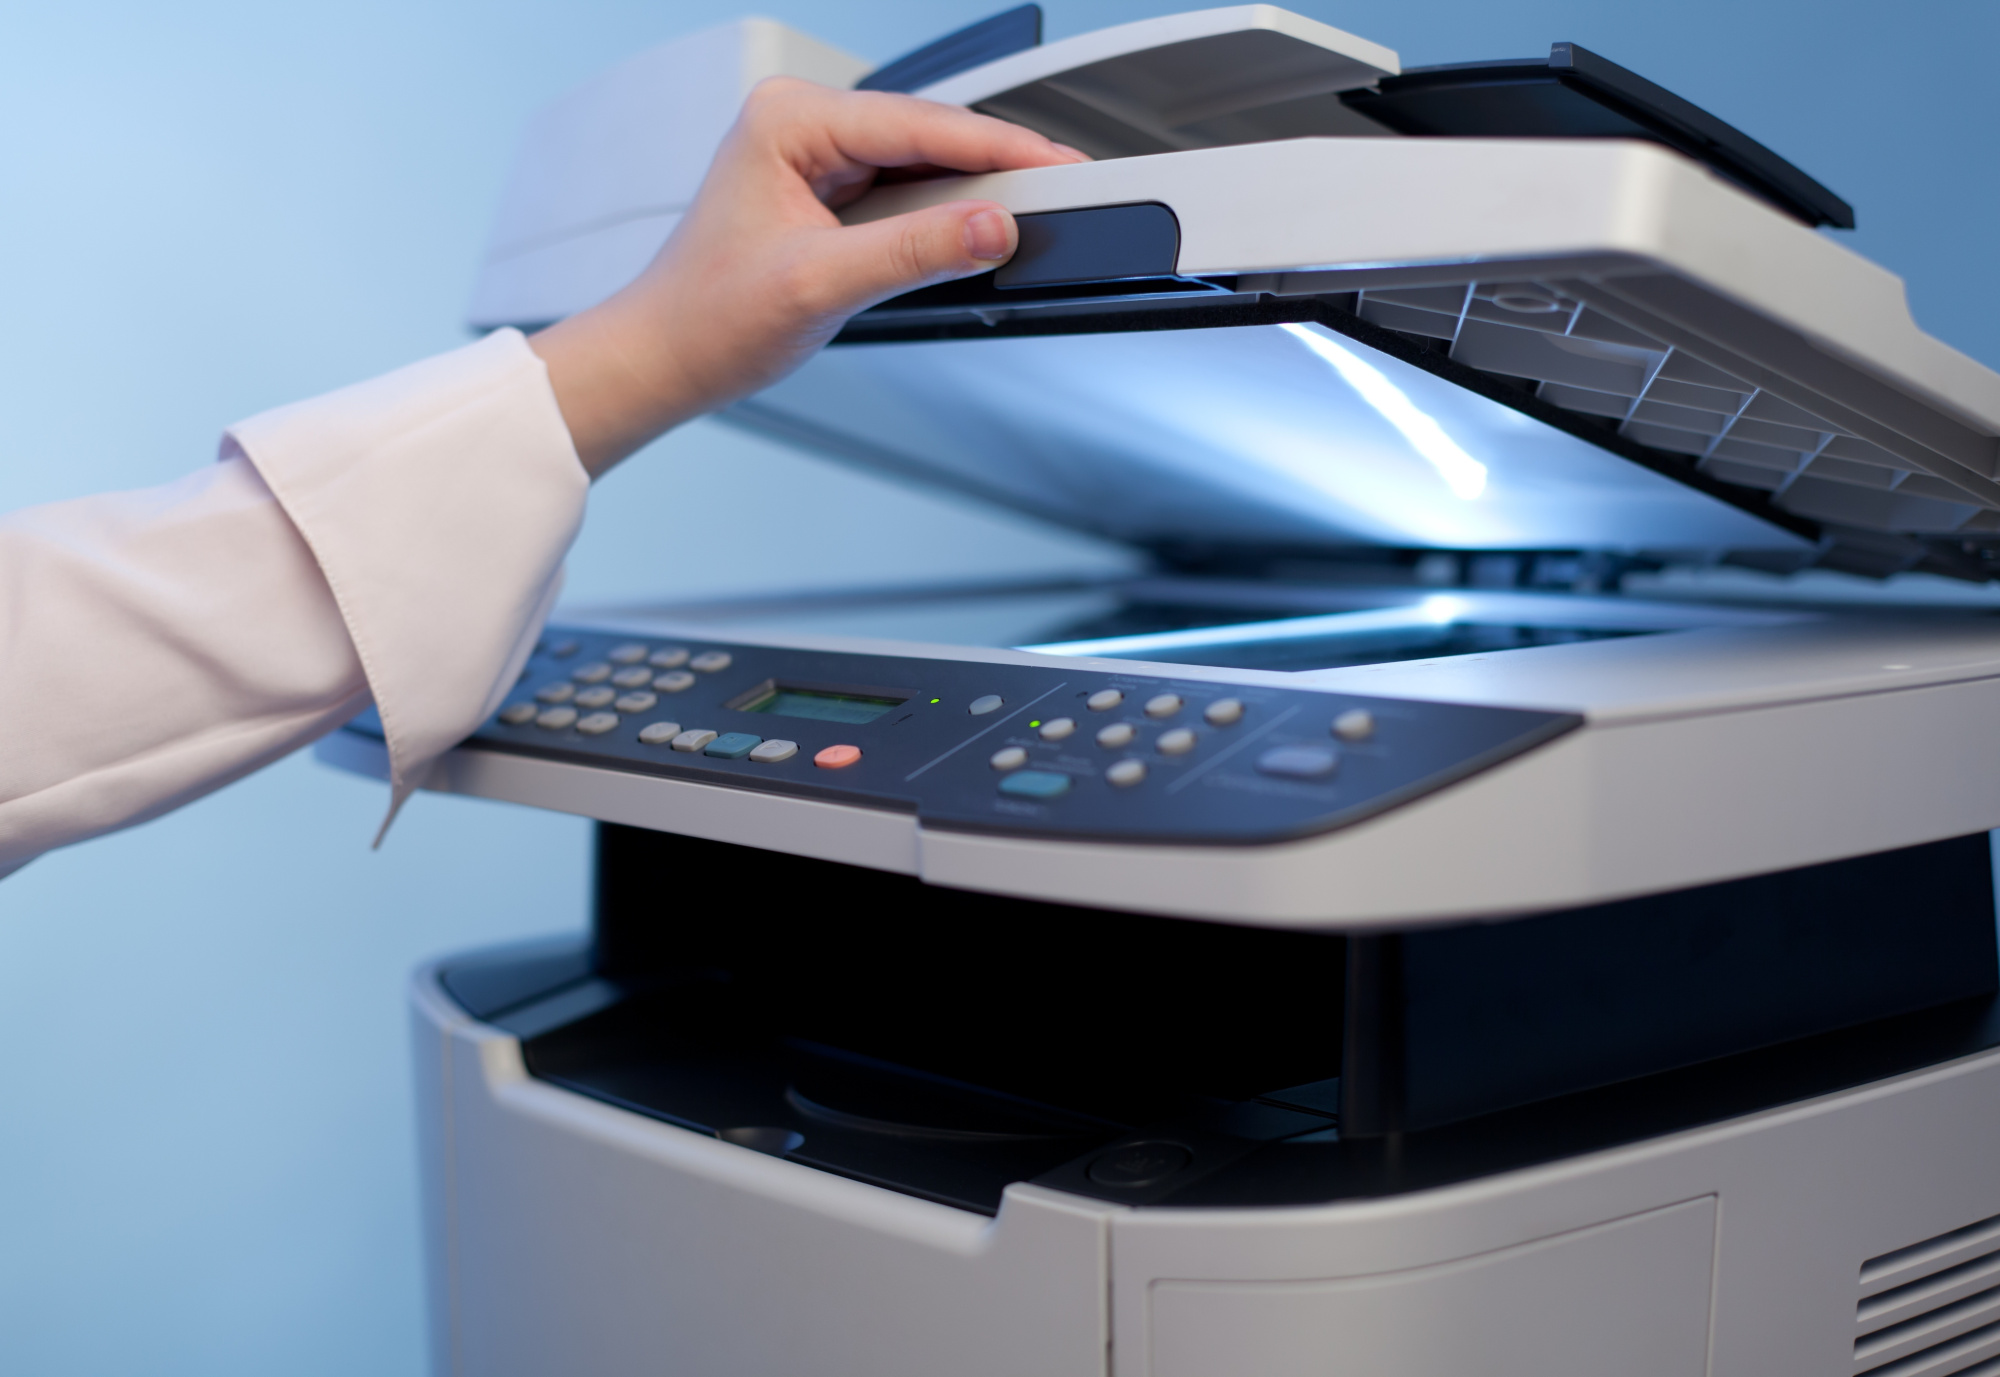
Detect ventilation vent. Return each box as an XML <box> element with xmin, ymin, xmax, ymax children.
<box><xmin>1855</xmin><ymin>1212</ymin><xmax>2000</xmax><ymax>1375</ymax></box>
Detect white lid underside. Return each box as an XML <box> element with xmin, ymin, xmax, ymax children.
<box><xmin>829</xmin><ymin>137</ymin><xmax>2000</xmax><ymax>559</ymax></box>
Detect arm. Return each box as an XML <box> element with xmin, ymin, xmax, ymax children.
<box><xmin>0</xmin><ymin>84</ymin><xmax>1080</xmax><ymax>872</ymax></box>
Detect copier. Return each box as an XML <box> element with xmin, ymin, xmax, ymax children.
<box><xmin>318</xmin><ymin>7</ymin><xmax>2000</xmax><ymax>1374</ymax></box>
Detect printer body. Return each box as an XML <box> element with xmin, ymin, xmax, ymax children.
<box><xmin>325</xmin><ymin>8</ymin><xmax>2000</xmax><ymax>1374</ymax></box>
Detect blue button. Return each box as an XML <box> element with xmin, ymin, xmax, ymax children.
<box><xmin>1257</xmin><ymin>745</ymin><xmax>1339</xmax><ymax>780</ymax></box>
<box><xmin>999</xmin><ymin>770</ymin><xmax>1072</xmax><ymax>799</ymax></box>
<box><xmin>704</xmin><ymin>732</ymin><xmax>763</xmax><ymax>760</ymax></box>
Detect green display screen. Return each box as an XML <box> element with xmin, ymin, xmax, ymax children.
<box><xmin>739</xmin><ymin>686</ymin><xmax>905</xmax><ymax>725</ymax></box>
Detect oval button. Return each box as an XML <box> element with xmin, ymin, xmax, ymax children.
<box><xmin>1106</xmin><ymin>759</ymin><xmax>1147</xmax><ymax>788</ymax></box>
<box><xmin>1332</xmin><ymin>708</ymin><xmax>1376</xmax><ymax>741</ymax></box>
<box><xmin>1144</xmin><ymin>693</ymin><xmax>1183</xmax><ymax>719</ymax></box>
<box><xmin>998</xmin><ymin>770</ymin><xmax>1071</xmax><ymax>799</ymax></box>
<box><xmin>990</xmin><ymin>746</ymin><xmax>1029</xmax><ymax>772</ymax></box>
<box><xmin>1204</xmin><ymin>698</ymin><xmax>1245</xmax><ymax>726</ymax></box>
<box><xmin>1258</xmin><ymin>745</ymin><xmax>1339</xmax><ymax>779</ymax></box>
<box><xmin>815</xmin><ymin>744</ymin><xmax>863</xmax><ymax>769</ymax></box>
<box><xmin>1086</xmin><ymin>688</ymin><xmax>1124</xmax><ymax>712</ymax></box>
<box><xmin>1157</xmin><ymin>728</ymin><xmax>1197</xmax><ymax>756</ymax></box>
<box><xmin>1038</xmin><ymin>717</ymin><xmax>1077</xmax><ymax>741</ymax></box>
<box><xmin>1096</xmin><ymin>722</ymin><xmax>1136</xmax><ymax>750</ymax></box>
<box><xmin>969</xmin><ymin>694</ymin><xmax>1005</xmax><ymax>715</ymax></box>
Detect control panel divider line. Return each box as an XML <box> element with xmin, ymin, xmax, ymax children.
<box><xmin>902</xmin><ymin>682</ymin><xmax>1070</xmax><ymax>782</ymax></box>
<box><xmin>1165</xmin><ymin>703</ymin><xmax>1303</xmax><ymax>796</ymax></box>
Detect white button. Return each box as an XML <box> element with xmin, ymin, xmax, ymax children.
<box><xmin>1106</xmin><ymin>758</ymin><xmax>1147</xmax><ymax>787</ymax></box>
<box><xmin>1038</xmin><ymin>717</ymin><xmax>1076</xmax><ymax>741</ymax></box>
<box><xmin>749</xmin><ymin>739</ymin><xmax>798</xmax><ymax>763</ymax></box>
<box><xmin>638</xmin><ymin>721</ymin><xmax>683</xmax><ymax>745</ymax></box>
<box><xmin>1332</xmin><ymin>709</ymin><xmax>1376</xmax><ymax>741</ymax></box>
<box><xmin>572</xmin><ymin>662</ymin><xmax>612</xmax><ymax>684</ymax></box>
<box><xmin>969</xmin><ymin>695</ymin><xmax>1005</xmax><ymax>715</ymax></box>
<box><xmin>607</xmin><ymin>643</ymin><xmax>649</xmax><ymax>664</ymax></box>
<box><xmin>535</xmin><ymin>706</ymin><xmax>578</xmax><ymax>730</ymax></box>
<box><xmin>648</xmin><ymin>647</ymin><xmax>690</xmax><ymax>669</ymax></box>
<box><xmin>1204</xmin><ymin>698</ymin><xmax>1245</xmax><ymax>726</ymax></box>
<box><xmin>690</xmin><ymin>651</ymin><xmax>732</xmax><ymax>673</ymax></box>
<box><xmin>1144</xmin><ymin>693</ymin><xmax>1183</xmax><ymax>719</ymax></box>
<box><xmin>1157</xmin><ymin>728</ymin><xmax>1197</xmax><ymax>756</ymax></box>
<box><xmin>654</xmin><ymin>670</ymin><xmax>696</xmax><ymax>693</ymax></box>
<box><xmin>573</xmin><ymin>686</ymin><xmax>615</xmax><ymax>709</ymax></box>
<box><xmin>1086</xmin><ymin>689</ymin><xmax>1124</xmax><ymax>712</ymax></box>
<box><xmin>615</xmin><ymin>691</ymin><xmax>657</xmax><ymax>714</ymax></box>
<box><xmin>990</xmin><ymin>746</ymin><xmax>1029</xmax><ymax>771</ymax></box>
<box><xmin>498</xmin><ymin>703</ymin><xmax>536</xmax><ymax>725</ymax></box>
<box><xmin>576</xmin><ymin>712</ymin><xmax>619</xmax><ymax>736</ymax></box>
<box><xmin>535</xmin><ymin>683</ymin><xmax>575</xmax><ymax>704</ymax></box>
<box><xmin>610</xmin><ymin>666</ymin><xmax>653</xmax><ymax>689</ymax></box>
<box><xmin>1096</xmin><ymin>722</ymin><xmax>1136</xmax><ymax>749</ymax></box>
<box><xmin>671</xmin><ymin>729</ymin><xmax>718</xmax><ymax>752</ymax></box>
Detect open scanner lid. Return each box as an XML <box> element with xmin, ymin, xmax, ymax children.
<box><xmin>474</xmin><ymin>6</ymin><xmax>2000</xmax><ymax>581</ymax></box>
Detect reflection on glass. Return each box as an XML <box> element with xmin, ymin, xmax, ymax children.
<box><xmin>1021</xmin><ymin>598</ymin><xmax>1655</xmax><ymax>672</ymax></box>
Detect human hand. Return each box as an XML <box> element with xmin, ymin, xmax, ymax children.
<box><xmin>529</xmin><ymin>78</ymin><xmax>1087</xmax><ymax>477</ymax></box>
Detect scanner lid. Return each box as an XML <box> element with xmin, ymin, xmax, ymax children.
<box><xmin>473</xmin><ymin>8</ymin><xmax>2000</xmax><ymax>581</ymax></box>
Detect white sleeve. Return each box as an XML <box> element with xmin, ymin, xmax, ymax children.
<box><xmin>0</xmin><ymin>327</ymin><xmax>588</xmax><ymax>874</ymax></box>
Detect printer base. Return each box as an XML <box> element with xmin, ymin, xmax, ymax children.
<box><xmin>413</xmin><ymin>830</ymin><xmax>2000</xmax><ymax>1374</ymax></box>
<box><xmin>414</xmin><ymin>963</ymin><xmax>2000</xmax><ymax>1376</ymax></box>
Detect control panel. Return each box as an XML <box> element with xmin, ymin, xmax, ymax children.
<box><xmin>361</xmin><ymin>626</ymin><xmax>1580</xmax><ymax>845</ymax></box>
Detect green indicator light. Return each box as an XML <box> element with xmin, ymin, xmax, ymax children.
<box><xmin>1028</xmin><ymin>720</ymin><xmax>1041</xmax><ymax>728</ymax></box>
<box><xmin>930</xmin><ymin>698</ymin><xmax>940</xmax><ymax>704</ymax></box>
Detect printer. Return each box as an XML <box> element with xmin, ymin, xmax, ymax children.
<box><xmin>319</xmin><ymin>7</ymin><xmax>2000</xmax><ymax>1374</ymax></box>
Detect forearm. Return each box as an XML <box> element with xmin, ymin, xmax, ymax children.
<box><xmin>0</xmin><ymin>457</ymin><xmax>369</xmax><ymax>870</ymax></box>
<box><xmin>0</xmin><ymin>330</ymin><xmax>587</xmax><ymax>870</ymax></box>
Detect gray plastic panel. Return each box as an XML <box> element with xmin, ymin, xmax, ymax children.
<box><xmin>428</xmin><ymin>626</ymin><xmax>1579</xmax><ymax>847</ymax></box>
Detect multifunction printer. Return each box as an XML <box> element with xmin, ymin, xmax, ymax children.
<box><xmin>321</xmin><ymin>8</ymin><xmax>2000</xmax><ymax>1374</ymax></box>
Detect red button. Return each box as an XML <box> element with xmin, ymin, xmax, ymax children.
<box><xmin>814</xmin><ymin>744</ymin><xmax>862</xmax><ymax>769</ymax></box>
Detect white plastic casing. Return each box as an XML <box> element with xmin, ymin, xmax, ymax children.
<box><xmin>413</xmin><ymin>965</ymin><xmax>2000</xmax><ymax>1376</ymax></box>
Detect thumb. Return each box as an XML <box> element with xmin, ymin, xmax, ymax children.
<box><xmin>808</xmin><ymin>199</ymin><xmax>1017</xmax><ymax>317</ymax></box>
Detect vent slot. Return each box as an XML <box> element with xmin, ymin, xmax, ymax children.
<box><xmin>1857</xmin><ymin>1213</ymin><xmax>2000</xmax><ymax>1375</ymax></box>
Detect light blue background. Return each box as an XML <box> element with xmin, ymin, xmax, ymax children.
<box><xmin>1</xmin><ymin>2</ymin><xmax>1994</xmax><ymax>1372</ymax></box>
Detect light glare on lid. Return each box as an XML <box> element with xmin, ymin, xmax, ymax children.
<box><xmin>1281</xmin><ymin>323</ymin><xmax>1489</xmax><ymax>499</ymax></box>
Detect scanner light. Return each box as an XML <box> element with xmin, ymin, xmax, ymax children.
<box><xmin>1281</xmin><ymin>323</ymin><xmax>1489</xmax><ymax>499</ymax></box>
<box><xmin>1020</xmin><ymin>597</ymin><xmax>1470</xmax><ymax>659</ymax></box>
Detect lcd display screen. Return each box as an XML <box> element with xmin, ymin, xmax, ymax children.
<box><xmin>737</xmin><ymin>684</ymin><xmax>906</xmax><ymax>725</ymax></box>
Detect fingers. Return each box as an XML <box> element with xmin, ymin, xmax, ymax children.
<box><xmin>743</xmin><ymin>78</ymin><xmax>1090</xmax><ymax>185</ymax></box>
<box><xmin>794</xmin><ymin>199</ymin><xmax>1018</xmax><ymax>319</ymax></box>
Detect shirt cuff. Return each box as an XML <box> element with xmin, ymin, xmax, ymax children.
<box><xmin>222</xmin><ymin>328</ymin><xmax>588</xmax><ymax>812</ymax></box>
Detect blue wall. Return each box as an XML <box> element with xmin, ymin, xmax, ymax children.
<box><xmin>1</xmin><ymin>2</ymin><xmax>1994</xmax><ymax>1373</ymax></box>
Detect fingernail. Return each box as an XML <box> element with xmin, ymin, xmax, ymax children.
<box><xmin>964</xmin><ymin>209</ymin><xmax>1011</xmax><ymax>261</ymax></box>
